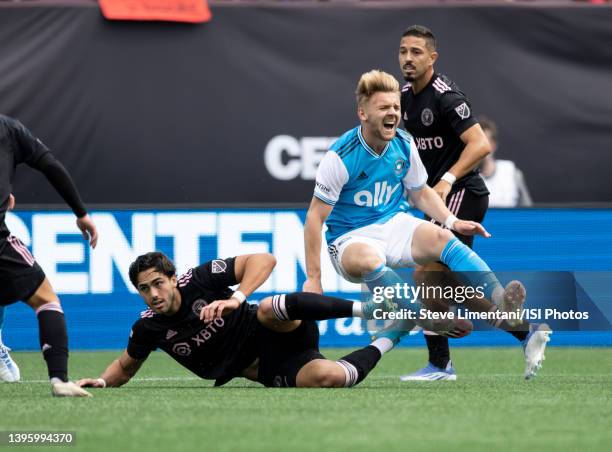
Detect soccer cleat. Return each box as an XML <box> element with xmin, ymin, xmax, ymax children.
<box><xmin>400</xmin><ymin>360</ymin><xmax>457</xmax><ymax>381</ymax></box>
<box><xmin>362</xmin><ymin>295</ymin><xmax>397</xmax><ymax>320</ymax></box>
<box><xmin>415</xmin><ymin>317</ymin><xmax>473</xmax><ymax>339</ymax></box>
<box><xmin>523</xmin><ymin>323</ymin><xmax>552</xmax><ymax>380</ymax></box>
<box><xmin>51</xmin><ymin>380</ymin><xmax>93</xmax><ymax>397</ymax></box>
<box><xmin>500</xmin><ymin>280</ymin><xmax>526</xmax><ymax>327</ymax></box>
<box><xmin>371</xmin><ymin>319</ymin><xmax>414</xmax><ymax>345</ymax></box>
<box><xmin>0</xmin><ymin>344</ymin><xmax>20</xmax><ymax>382</ymax></box>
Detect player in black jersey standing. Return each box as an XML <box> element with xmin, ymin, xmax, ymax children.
<box><xmin>398</xmin><ymin>26</ymin><xmax>551</xmax><ymax>380</ymax></box>
<box><xmin>77</xmin><ymin>252</ymin><xmax>403</xmax><ymax>389</ymax></box>
<box><xmin>0</xmin><ymin>115</ymin><xmax>98</xmax><ymax>395</ymax></box>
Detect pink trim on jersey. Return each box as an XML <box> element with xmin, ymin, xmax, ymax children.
<box><xmin>7</xmin><ymin>235</ymin><xmax>35</xmax><ymax>266</ymax></box>
<box><xmin>36</xmin><ymin>303</ymin><xmax>64</xmax><ymax>316</ymax></box>
<box><xmin>177</xmin><ymin>268</ymin><xmax>194</xmax><ymax>288</ymax></box>
<box><xmin>453</xmin><ymin>189</ymin><xmax>466</xmax><ymax>214</ymax></box>
<box><xmin>140</xmin><ymin>309</ymin><xmax>155</xmax><ymax>318</ymax></box>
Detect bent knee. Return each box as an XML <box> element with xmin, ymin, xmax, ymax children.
<box><xmin>298</xmin><ymin>361</ymin><xmax>347</xmax><ymax>388</ymax></box>
<box><xmin>342</xmin><ymin>244</ymin><xmax>384</xmax><ymax>278</ymax></box>
<box><xmin>436</xmin><ymin>227</ymin><xmax>455</xmax><ymax>244</ymax></box>
<box><xmin>311</xmin><ymin>370</ymin><xmax>346</xmax><ymax>388</ymax></box>
<box><xmin>257</xmin><ymin>297</ymin><xmax>274</xmax><ymax>320</ymax></box>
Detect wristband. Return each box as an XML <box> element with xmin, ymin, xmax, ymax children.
<box><xmin>441</xmin><ymin>172</ymin><xmax>456</xmax><ymax>185</ymax></box>
<box><xmin>231</xmin><ymin>290</ymin><xmax>247</xmax><ymax>304</ymax></box>
<box><xmin>96</xmin><ymin>378</ymin><xmax>107</xmax><ymax>388</ymax></box>
<box><xmin>444</xmin><ymin>214</ymin><xmax>458</xmax><ymax>231</ymax></box>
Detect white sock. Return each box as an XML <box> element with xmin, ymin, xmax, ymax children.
<box><xmin>370</xmin><ymin>337</ymin><xmax>394</xmax><ymax>355</ymax></box>
<box><xmin>352</xmin><ymin>302</ymin><xmax>365</xmax><ymax>318</ymax></box>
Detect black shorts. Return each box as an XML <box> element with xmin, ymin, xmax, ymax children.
<box><xmin>0</xmin><ymin>235</ymin><xmax>46</xmax><ymax>306</ymax></box>
<box><xmin>255</xmin><ymin>319</ymin><xmax>324</xmax><ymax>388</ymax></box>
<box><xmin>425</xmin><ymin>188</ymin><xmax>489</xmax><ymax>248</ymax></box>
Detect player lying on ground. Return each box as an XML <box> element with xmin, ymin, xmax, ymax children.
<box><xmin>78</xmin><ymin>252</ymin><xmax>463</xmax><ymax>389</ymax></box>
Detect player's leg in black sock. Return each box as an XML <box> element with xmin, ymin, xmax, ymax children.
<box><xmin>335</xmin><ymin>345</ymin><xmax>383</xmax><ymax>387</ymax></box>
<box><xmin>37</xmin><ymin>304</ymin><xmax>69</xmax><ymax>382</ymax></box>
<box><xmin>270</xmin><ymin>292</ymin><xmax>356</xmax><ymax>321</ymax></box>
<box><xmin>424</xmin><ymin>332</ymin><xmax>451</xmax><ymax>369</ymax></box>
<box><xmin>484</xmin><ymin>306</ymin><xmax>529</xmax><ymax>342</ymax></box>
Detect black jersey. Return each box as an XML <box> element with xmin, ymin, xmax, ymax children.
<box><xmin>401</xmin><ymin>73</ymin><xmax>488</xmax><ymax>196</ymax></box>
<box><xmin>127</xmin><ymin>257</ymin><xmax>260</xmax><ymax>383</ymax></box>
<box><xmin>0</xmin><ymin>115</ymin><xmax>50</xmax><ymax>240</ymax></box>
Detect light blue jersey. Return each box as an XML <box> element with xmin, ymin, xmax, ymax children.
<box><xmin>314</xmin><ymin>126</ymin><xmax>428</xmax><ymax>243</ymax></box>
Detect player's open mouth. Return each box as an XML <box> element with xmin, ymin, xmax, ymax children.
<box><xmin>383</xmin><ymin>121</ymin><xmax>396</xmax><ymax>131</ymax></box>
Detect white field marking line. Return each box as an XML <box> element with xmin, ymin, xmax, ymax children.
<box><xmin>12</xmin><ymin>374</ymin><xmax>612</xmax><ymax>385</ymax></box>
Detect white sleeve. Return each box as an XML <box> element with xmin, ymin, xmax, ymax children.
<box><xmin>313</xmin><ymin>151</ymin><xmax>349</xmax><ymax>205</ymax></box>
<box><xmin>402</xmin><ymin>139</ymin><xmax>428</xmax><ymax>190</ymax></box>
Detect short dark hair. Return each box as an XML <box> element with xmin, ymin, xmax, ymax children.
<box><xmin>129</xmin><ymin>252</ymin><xmax>176</xmax><ymax>288</ymax></box>
<box><xmin>479</xmin><ymin>116</ymin><xmax>498</xmax><ymax>142</ymax></box>
<box><xmin>402</xmin><ymin>25</ymin><xmax>436</xmax><ymax>51</ymax></box>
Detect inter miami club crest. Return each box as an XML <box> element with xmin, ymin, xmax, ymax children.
<box><xmin>192</xmin><ymin>299</ymin><xmax>207</xmax><ymax>316</ymax></box>
<box><xmin>421</xmin><ymin>108</ymin><xmax>434</xmax><ymax>126</ymax></box>
<box><xmin>211</xmin><ymin>259</ymin><xmax>227</xmax><ymax>273</ymax></box>
<box><xmin>454</xmin><ymin>102</ymin><xmax>471</xmax><ymax>119</ymax></box>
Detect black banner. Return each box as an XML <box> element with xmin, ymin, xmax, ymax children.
<box><xmin>1</xmin><ymin>4</ymin><xmax>610</xmax><ymax>204</ymax></box>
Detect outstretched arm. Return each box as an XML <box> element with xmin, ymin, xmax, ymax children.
<box><xmin>32</xmin><ymin>153</ymin><xmax>98</xmax><ymax>248</ymax></box>
<box><xmin>77</xmin><ymin>350</ymin><xmax>145</xmax><ymax>388</ymax></box>
<box><xmin>303</xmin><ymin>197</ymin><xmax>333</xmax><ymax>294</ymax></box>
<box><xmin>410</xmin><ymin>185</ymin><xmax>491</xmax><ymax>238</ymax></box>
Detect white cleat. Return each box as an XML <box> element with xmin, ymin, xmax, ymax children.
<box><xmin>501</xmin><ymin>280</ymin><xmax>526</xmax><ymax>327</ymax></box>
<box><xmin>51</xmin><ymin>380</ymin><xmax>93</xmax><ymax>398</ymax></box>
<box><xmin>0</xmin><ymin>345</ymin><xmax>20</xmax><ymax>382</ymax></box>
<box><xmin>523</xmin><ymin>323</ymin><xmax>552</xmax><ymax>380</ymax></box>
<box><xmin>400</xmin><ymin>361</ymin><xmax>457</xmax><ymax>381</ymax></box>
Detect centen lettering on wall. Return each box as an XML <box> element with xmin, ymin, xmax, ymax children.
<box><xmin>5</xmin><ymin>211</ymin><xmax>360</xmax><ymax>295</ymax></box>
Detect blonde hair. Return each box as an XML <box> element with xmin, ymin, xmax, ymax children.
<box><xmin>356</xmin><ymin>70</ymin><xmax>400</xmax><ymax>106</ymax></box>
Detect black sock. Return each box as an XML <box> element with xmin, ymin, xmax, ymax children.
<box><xmin>336</xmin><ymin>346</ymin><xmax>381</xmax><ymax>387</ymax></box>
<box><xmin>37</xmin><ymin>306</ymin><xmax>69</xmax><ymax>382</ymax></box>
<box><xmin>271</xmin><ymin>292</ymin><xmax>353</xmax><ymax>321</ymax></box>
<box><xmin>505</xmin><ymin>324</ymin><xmax>529</xmax><ymax>342</ymax></box>
<box><xmin>484</xmin><ymin>307</ymin><xmax>530</xmax><ymax>342</ymax></box>
<box><xmin>425</xmin><ymin>334</ymin><xmax>450</xmax><ymax>369</ymax></box>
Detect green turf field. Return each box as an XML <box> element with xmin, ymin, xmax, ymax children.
<box><xmin>1</xmin><ymin>347</ymin><xmax>611</xmax><ymax>452</ymax></box>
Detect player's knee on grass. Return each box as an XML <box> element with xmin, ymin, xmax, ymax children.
<box><xmin>341</xmin><ymin>244</ymin><xmax>384</xmax><ymax>279</ymax></box>
<box><xmin>296</xmin><ymin>360</ymin><xmax>346</xmax><ymax>388</ymax></box>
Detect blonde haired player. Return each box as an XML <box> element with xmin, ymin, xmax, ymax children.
<box><xmin>303</xmin><ymin>70</ymin><xmax>528</xmax><ymax>366</ymax></box>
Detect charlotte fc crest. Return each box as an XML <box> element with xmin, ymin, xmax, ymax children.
<box><xmin>394</xmin><ymin>159</ymin><xmax>406</xmax><ymax>175</ymax></box>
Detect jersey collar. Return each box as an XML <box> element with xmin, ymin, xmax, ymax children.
<box><xmin>358</xmin><ymin>126</ymin><xmax>390</xmax><ymax>159</ymax></box>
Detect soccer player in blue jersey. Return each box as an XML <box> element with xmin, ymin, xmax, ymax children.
<box><xmin>303</xmin><ymin>70</ymin><xmax>526</xmax><ymax>348</ymax></box>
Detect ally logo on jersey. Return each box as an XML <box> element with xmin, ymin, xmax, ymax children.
<box><xmin>354</xmin><ymin>180</ymin><xmax>401</xmax><ymax>207</ymax></box>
